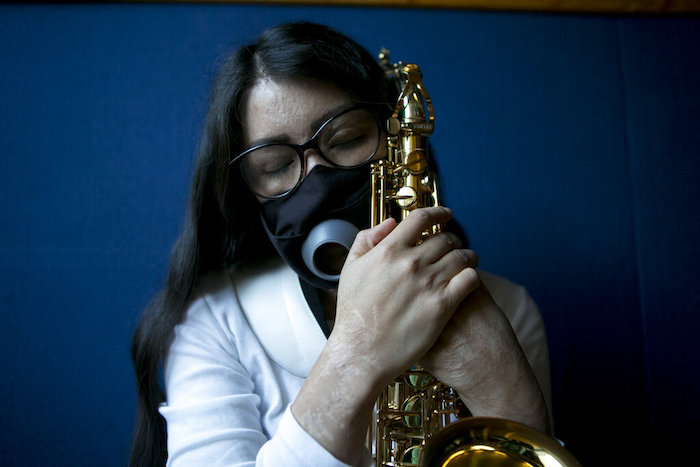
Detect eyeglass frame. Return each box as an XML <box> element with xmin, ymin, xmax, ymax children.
<box><xmin>229</xmin><ymin>104</ymin><xmax>383</xmax><ymax>199</ymax></box>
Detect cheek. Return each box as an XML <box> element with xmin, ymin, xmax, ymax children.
<box><xmin>372</xmin><ymin>136</ymin><xmax>388</xmax><ymax>161</ymax></box>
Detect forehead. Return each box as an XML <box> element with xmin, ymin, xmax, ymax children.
<box><xmin>241</xmin><ymin>79</ymin><xmax>352</xmax><ymax>146</ymax></box>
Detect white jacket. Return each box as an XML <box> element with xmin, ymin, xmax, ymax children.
<box><xmin>160</xmin><ymin>257</ymin><xmax>550</xmax><ymax>466</ymax></box>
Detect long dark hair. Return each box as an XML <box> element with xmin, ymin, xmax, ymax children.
<box><xmin>129</xmin><ymin>22</ymin><xmax>389</xmax><ymax>466</ymax></box>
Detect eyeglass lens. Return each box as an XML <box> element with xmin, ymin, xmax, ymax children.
<box><xmin>240</xmin><ymin>108</ymin><xmax>379</xmax><ymax>198</ymax></box>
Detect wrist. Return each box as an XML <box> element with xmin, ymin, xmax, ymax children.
<box><xmin>321</xmin><ymin>330</ymin><xmax>387</xmax><ymax>406</ymax></box>
<box><xmin>291</xmin><ymin>332</ymin><xmax>385</xmax><ymax>464</ymax></box>
<box><xmin>456</xmin><ymin>360</ymin><xmax>550</xmax><ymax>434</ymax></box>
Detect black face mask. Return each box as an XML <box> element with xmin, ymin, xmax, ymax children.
<box><xmin>259</xmin><ymin>165</ymin><xmax>371</xmax><ymax>289</ymax></box>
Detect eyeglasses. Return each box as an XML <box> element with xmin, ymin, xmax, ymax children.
<box><xmin>230</xmin><ymin>106</ymin><xmax>382</xmax><ymax>199</ymax></box>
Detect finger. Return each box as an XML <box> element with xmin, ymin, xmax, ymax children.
<box><xmin>346</xmin><ymin>217</ymin><xmax>397</xmax><ymax>261</ymax></box>
<box><xmin>430</xmin><ymin>249</ymin><xmax>480</xmax><ymax>286</ymax></box>
<box><xmin>450</xmin><ymin>248</ymin><xmax>479</xmax><ymax>270</ymax></box>
<box><xmin>443</xmin><ymin>266</ymin><xmax>481</xmax><ymax>309</ymax></box>
<box><xmin>390</xmin><ymin>207</ymin><xmax>453</xmax><ymax>246</ymax></box>
<box><xmin>413</xmin><ymin>232</ymin><xmax>462</xmax><ymax>266</ymax></box>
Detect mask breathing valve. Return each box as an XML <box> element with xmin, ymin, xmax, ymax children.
<box><xmin>301</xmin><ymin>219</ymin><xmax>359</xmax><ymax>282</ymax></box>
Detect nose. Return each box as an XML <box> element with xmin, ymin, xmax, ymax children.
<box><xmin>304</xmin><ymin>148</ymin><xmax>330</xmax><ymax>176</ymax></box>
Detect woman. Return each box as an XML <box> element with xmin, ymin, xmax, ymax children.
<box><xmin>130</xmin><ymin>22</ymin><xmax>550</xmax><ymax>466</ymax></box>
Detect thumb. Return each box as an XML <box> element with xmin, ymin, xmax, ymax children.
<box><xmin>346</xmin><ymin>218</ymin><xmax>397</xmax><ymax>261</ymax></box>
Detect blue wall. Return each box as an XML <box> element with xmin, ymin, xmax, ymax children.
<box><xmin>1</xmin><ymin>4</ymin><xmax>698</xmax><ymax>466</ymax></box>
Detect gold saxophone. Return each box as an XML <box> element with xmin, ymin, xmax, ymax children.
<box><xmin>369</xmin><ymin>50</ymin><xmax>580</xmax><ymax>467</ymax></box>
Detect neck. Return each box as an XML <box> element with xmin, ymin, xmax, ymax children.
<box><xmin>319</xmin><ymin>288</ymin><xmax>338</xmax><ymax>332</ymax></box>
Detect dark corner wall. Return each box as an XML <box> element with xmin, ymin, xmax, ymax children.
<box><xmin>1</xmin><ymin>3</ymin><xmax>698</xmax><ymax>466</ymax></box>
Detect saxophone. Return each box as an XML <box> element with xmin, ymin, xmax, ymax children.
<box><xmin>369</xmin><ymin>50</ymin><xmax>580</xmax><ymax>467</ymax></box>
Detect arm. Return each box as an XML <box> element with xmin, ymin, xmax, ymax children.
<box><xmin>419</xmin><ymin>280</ymin><xmax>551</xmax><ymax>434</ymax></box>
<box><xmin>481</xmin><ymin>271</ymin><xmax>553</xmax><ymax>423</ymax></box>
<box><xmin>292</xmin><ymin>207</ymin><xmax>481</xmax><ymax>464</ymax></box>
<box><xmin>163</xmin><ymin>207</ymin><xmax>480</xmax><ymax>466</ymax></box>
<box><xmin>160</xmin><ymin>295</ymin><xmax>355</xmax><ymax>466</ymax></box>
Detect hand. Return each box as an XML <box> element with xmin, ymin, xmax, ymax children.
<box><xmin>420</xmin><ymin>283</ymin><xmax>550</xmax><ymax>432</ymax></box>
<box><xmin>329</xmin><ymin>207</ymin><xmax>481</xmax><ymax>387</ymax></box>
<box><xmin>293</xmin><ymin>208</ymin><xmax>484</xmax><ymax>464</ymax></box>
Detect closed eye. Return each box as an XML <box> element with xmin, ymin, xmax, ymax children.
<box><xmin>262</xmin><ymin>159</ymin><xmax>295</xmax><ymax>178</ymax></box>
<box><xmin>325</xmin><ymin>128</ymin><xmax>369</xmax><ymax>150</ymax></box>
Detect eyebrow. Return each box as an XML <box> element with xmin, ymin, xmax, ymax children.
<box><xmin>245</xmin><ymin>103</ymin><xmax>356</xmax><ymax>149</ymax></box>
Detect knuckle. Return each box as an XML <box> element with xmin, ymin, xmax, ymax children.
<box><xmin>381</xmin><ymin>239</ymin><xmax>401</xmax><ymax>258</ymax></box>
<box><xmin>436</xmin><ymin>232</ymin><xmax>456</xmax><ymax>249</ymax></box>
<box><xmin>411</xmin><ymin>209</ymin><xmax>430</xmax><ymax>224</ymax></box>
<box><xmin>444</xmin><ymin>232</ymin><xmax>461</xmax><ymax>248</ymax></box>
<box><xmin>454</xmin><ymin>249</ymin><xmax>479</xmax><ymax>268</ymax></box>
<box><xmin>468</xmin><ymin>250</ymin><xmax>479</xmax><ymax>267</ymax></box>
<box><xmin>417</xmin><ymin>269</ymin><xmax>438</xmax><ymax>291</ymax></box>
<box><xmin>354</xmin><ymin>229</ymin><xmax>370</xmax><ymax>241</ymax></box>
<box><xmin>423</xmin><ymin>233</ymin><xmax>452</xmax><ymax>253</ymax></box>
<box><xmin>399</xmin><ymin>254</ymin><xmax>420</xmax><ymax>274</ymax></box>
<box><xmin>436</xmin><ymin>291</ymin><xmax>456</xmax><ymax>315</ymax></box>
<box><xmin>452</xmin><ymin>249</ymin><xmax>470</xmax><ymax>265</ymax></box>
<box><xmin>464</xmin><ymin>267</ymin><xmax>480</xmax><ymax>288</ymax></box>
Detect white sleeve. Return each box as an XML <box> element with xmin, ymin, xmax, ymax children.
<box><xmin>159</xmin><ymin>293</ymin><xmax>355</xmax><ymax>467</ymax></box>
<box><xmin>258</xmin><ymin>409</ymin><xmax>372</xmax><ymax>466</ymax></box>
